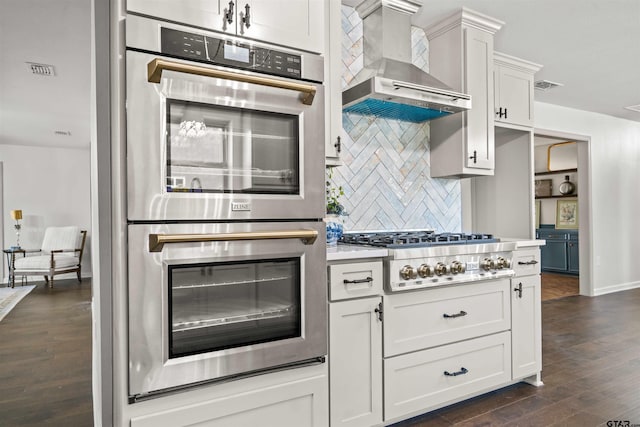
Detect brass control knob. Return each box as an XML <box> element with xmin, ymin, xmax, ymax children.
<box><xmin>434</xmin><ymin>262</ymin><xmax>448</xmax><ymax>276</ymax></box>
<box><xmin>451</xmin><ymin>260</ymin><xmax>466</xmax><ymax>274</ymax></box>
<box><xmin>400</xmin><ymin>265</ymin><xmax>417</xmax><ymax>280</ymax></box>
<box><xmin>417</xmin><ymin>264</ymin><xmax>434</xmax><ymax>278</ymax></box>
<box><xmin>481</xmin><ymin>257</ymin><xmax>495</xmax><ymax>271</ymax></box>
<box><xmin>496</xmin><ymin>257</ymin><xmax>511</xmax><ymax>269</ymax></box>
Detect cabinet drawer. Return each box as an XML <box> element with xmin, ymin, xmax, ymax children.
<box><xmin>328</xmin><ymin>261</ymin><xmax>383</xmax><ymax>301</ymax></box>
<box><xmin>384</xmin><ymin>331</ymin><xmax>511</xmax><ymax>421</ymax></box>
<box><xmin>383</xmin><ymin>279</ymin><xmax>510</xmax><ymax>357</ymax></box>
<box><xmin>512</xmin><ymin>248</ymin><xmax>541</xmax><ymax>277</ymax></box>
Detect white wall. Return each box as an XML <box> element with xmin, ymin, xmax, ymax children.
<box><xmin>535</xmin><ymin>102</ymin><xmax>640</xmax><ymax>295</ymax></box>
<box><xmin>0</xmin><ymin>143</ymin><xmax>91</xmax><ymax>281</ymax></box>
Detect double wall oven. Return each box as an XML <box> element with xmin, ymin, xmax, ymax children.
<box><xmin>125</xmin><ymin>15</ymin><xmax>327</xmax><ymax>400</ymax></box>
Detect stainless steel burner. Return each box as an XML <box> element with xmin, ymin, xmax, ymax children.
<box><xmin>340</xmin><ymin>231</ymin><xmax>497</xmax><ymax>249</ymax></box>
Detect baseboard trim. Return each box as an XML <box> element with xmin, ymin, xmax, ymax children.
<box><xmin>593</xmin><ymin>281</ymin><xmax>640</xmax><ymax>296</ymax></box>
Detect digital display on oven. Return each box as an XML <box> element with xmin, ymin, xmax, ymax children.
<box><xmin>224</xmin><ymin>43</ymin><xmax>250</xmax><ymax>63</ymax></box>
<box><xmin>160</xmin><ymin>27</ymin><xmax>302</xmax><ymax>79</ymax></box>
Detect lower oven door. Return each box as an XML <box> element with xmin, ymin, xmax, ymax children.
<box><xmin>127</xmin><ymin>221</ymin><xmax>326</xmax><ymax>399</ymax></box>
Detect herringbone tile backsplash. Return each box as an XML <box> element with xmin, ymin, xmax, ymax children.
<box><xmin>331</xmin><ymin>6</ymin><xmax>461</xmax><ymax>232</ymax></box>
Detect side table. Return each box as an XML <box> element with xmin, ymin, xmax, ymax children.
<box><xmin>3</xmin><ymin>248</ymin><xmax>38</xmax><ymax>288</ymax></box>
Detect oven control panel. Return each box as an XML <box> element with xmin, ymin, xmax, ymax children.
<box><xmin>160</xmin><ymin>27</ymin><xmax>302</xmax><ymax>79</ymax></box>
<box><xmin>387</xmin><ymin>252</ymin><xmax>515</xmax><ymax>292</ymax></box>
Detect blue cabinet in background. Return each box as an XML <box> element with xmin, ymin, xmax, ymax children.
<box><xmin>537</xmin><ymin>227</ymin><xmax>579</xmax><ymax>275</ymax></box>
<box><xmin>567</xmin><ymin>234</ymin><xmax>579</xmax><ymax>274</ymax></box>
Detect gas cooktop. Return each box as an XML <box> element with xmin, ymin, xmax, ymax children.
<box><xmin>340</xmin><ymin>231</ymin><xmax>498</xmax><ymax>249</ymax></box>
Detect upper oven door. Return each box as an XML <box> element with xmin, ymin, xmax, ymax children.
<box><xmin>125</xmin><ymin>49</ymin><xmax>325</xmax><ymax>221</ymax></box>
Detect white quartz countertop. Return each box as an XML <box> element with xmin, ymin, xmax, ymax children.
<box><xmin>501</xmin><ymin>238</ymin><xmax>546</xmax><ymax>248</ymax></box>
<box><xmin>327</xmin><ymin>244</ymin><xmax>388</xmax><ymax>261</ymax></box>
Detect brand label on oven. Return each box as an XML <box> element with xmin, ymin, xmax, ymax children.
<box><xmin>231</xmin><ymin>202</ymin><xmax>251</xmax><ymax>211</ymax></box>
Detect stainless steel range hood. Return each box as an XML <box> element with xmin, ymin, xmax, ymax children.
<box><xmin>343</xmin><ymin>0</ymin><xmax>471</xmax><ymax>123</ymax></box>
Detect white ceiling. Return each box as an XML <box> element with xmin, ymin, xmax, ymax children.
<box><xmin>1</xmin><ymin>0</ymin><xmax>639</xmax><ymax>150</ymax></box>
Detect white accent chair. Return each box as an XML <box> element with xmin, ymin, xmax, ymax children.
<box><xmin>11</xmin><ymin>226</ymin><xmax>87</xmax><ymax>288</ymax></box>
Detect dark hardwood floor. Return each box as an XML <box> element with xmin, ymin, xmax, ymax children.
<box><xmin>0</xmin><ymin>279</ymin><xmax>93</xmax><ymax>426</ymax></box>
<box><xmin>541</xmin><ymin>272</ymin><xmax>580</xmax><ymax>301</ymax></box>
<box><xmin>1</xmin><ymin>280</ymin><xmax>638</xmax><ymax>427</ymax></box>
<box><xmin>395</xmin><ymin>287</ymin><xmax>640</xmax><ymax>427</ymax></box>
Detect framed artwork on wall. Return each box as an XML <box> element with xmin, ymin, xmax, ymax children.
<box><xmin>535</xmin><ymin>179</ymin><xmax>552</xmax><ymax>197</ymax></box>
<box><xmin>535</xmin><ymin>200</ymin><xmax>541</xmax><ymax>229</ymax></box>
<box><xmin>556</xmin><ymin>198</ymin><xmax>578</xmax><ymax>229</ymax></box>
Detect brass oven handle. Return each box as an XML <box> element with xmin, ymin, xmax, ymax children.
<box><xmin>148</xmin><ymin>230</ymin><xmax>318</xmax><ymax>252</ymax></box>
<box><xmin>147</xmin><ymin>58</ymin><xmax>317</xmax><ymax>105</ymax></box>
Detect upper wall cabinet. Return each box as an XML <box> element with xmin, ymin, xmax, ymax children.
<box><xmin>126</xmin><ymin>0</ymin><xmax>325</xmax><ymax>54</ymax></box>
<box><xmin>494</xmin><ymin>52</ymin><xmax>542</xmax><ymax>128</ymax></box>
<box><xmin>426</xmin><ymin>9</ymin><xmax>504</xmax><ymax>178</ymax></box>
<box><xmin>324</xmin><ymin>0</ymin><xmax>342</xmax><ymax>165</ymax></box>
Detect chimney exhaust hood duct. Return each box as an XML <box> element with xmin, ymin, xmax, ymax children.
<box><xmin>343</xmin><ymin>0</ymin><xmax>471</xmax><ymax>123</ymax></box>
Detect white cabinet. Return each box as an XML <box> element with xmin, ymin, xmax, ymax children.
<box><xmin>129</xmin><ymin>368</ymin><xmax>328</xmax><ymax>427</ymax></box>
<box><xmin>425</xmin><ymin>9</ymin><xmax>503</xmax><ymax>178</ymax></box>
<box><xmin>328</xmin><ymin>259</ymin><xmax>383</xmax><ymax>427</ymax></box>
<box><xmin>494</xmin><ymin>52</ymin><xmax>542</xmax><ymax>128</ymax></box>
<box><xmin>383</xmin><ymin>279</ymin><xmax>511</xmax><ymax>357</ymax></box>
<box><xmin>328</xmin><ymin>261</ymin><xmax>383</xmax><ymax>301</ymax></box>
<box><xmin>127</xmin><ymin>0</ymin><xmax>227</xmax><ymax>32</ymax></box>
<box><xmin>329</xmin><ymin>297</ymin><xmax>383</xmax><ymax>427</ymax></box>
<box><xmin>511</xmin><ymin>247</ymin><xmax>542</xmax><ymax>381</ymax></box>
<box><xmin>126</xmin><ymin>0</ymin><xmax>325</xmax><ymax>53</ymax></box>
<box><xmin>324</xmin><ymin>0</ymin><xmax>343</xmax><ymax>164</ymax></box>
<box><xmin>384</xmin><ymin>332</ymin><xmax>512</xmax><ymax>421</ymax></box>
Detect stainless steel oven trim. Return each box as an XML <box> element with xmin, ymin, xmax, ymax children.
<box><xmin>147</xmin><ymin>58</ymin><xmax>317</xmax><ymax>105</ymax></box>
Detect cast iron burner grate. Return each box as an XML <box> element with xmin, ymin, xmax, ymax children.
<box><xmin>340</xmin><ymin>231</ymin><xmax>498</xmax><ymax>249</ymax></box>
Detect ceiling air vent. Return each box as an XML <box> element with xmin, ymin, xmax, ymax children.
<box><xmin>27</xmin><ymin>62</ymin><xmax>55</xmax><ymax>76</ymax></box>
<box><xmin>624</xmin><ymin>104</ymin><xmax>640</xmax><ymax>113</ymax></box>
<box><xmin>534</xmin><ymin>80</ymin><xmax>563</xmax><ymax>91</ymax></box>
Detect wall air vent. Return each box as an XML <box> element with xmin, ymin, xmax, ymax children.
<box><xmin>27</xmin><ymin>62</ymin><xmax>55</xmax><ymax>76</ymax></box>
<box><xmin>624</xmin><ymin>104</ymin><xmax>640</xmax><ymax>113</ymax></box>
<box><xmin>534</xmin><ymin>80</ymin><xmax>563</xmax><ymax>91</ymax></box>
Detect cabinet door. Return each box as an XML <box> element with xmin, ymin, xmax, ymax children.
<box><xmin>329</xmin><ymin>298</ymin><xmax>383</xmax><ymax>427</ymax></box>
<box><xmin>567</xmin><ymin>239</ymin><xmax>579</xmax><ymax>274</ymax></box>
<box><xmin>511</xmin><ymin>275</ymin><xmax>542</xmax><ymax>379</ymax></box>
<box><xmin>324</xmin><ymin>0</ymin><xmax>342</xmax><ymax>163</ymax></box>
<box><xmin>127</xmin><ymin>0</ymin><xmax>228</xmax><ymax>33</ymax></box>
<box><xmin>540</xmin><ymin>240</ymin><xmax>568</xmax><ymax>272</ymax></box>
<box><xmin>464</xmin><ymin>26</ymin><xmax>495</xmax><ymax>171</ymax></box>
<box><xmin>130</xmin><ymin>372</ymin><xmax>328</xmax><ymax>427</ymax></box>
<box><xmin>427</xmin><ymin>10</ymin><xmax>502</xmax><ymax>178</ymax></box>
<box><xmin>242</xmin><ymin>0</ymin><xmax>324</xmax><ymax>53</ymax></box>
<box><xmin>494</xmin><ymin>65</ymin><xmax>535</xmax><ymax>127</ymax></box>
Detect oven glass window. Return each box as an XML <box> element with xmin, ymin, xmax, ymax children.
<box><xmin>168</xmin><ymin>258</ymin><xmax>301</xmax><ymax>358</ymax></box>
<box><xmin>166</xmin><ymin>99</ymin><xmax>299</xmax><ymax>195</ymax></box>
